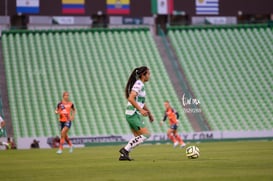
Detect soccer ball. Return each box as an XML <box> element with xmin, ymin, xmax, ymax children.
<box><xmin>186</xmin><ymin>145</ymin><xmax>200</xmax><ymax>159</ymax></box>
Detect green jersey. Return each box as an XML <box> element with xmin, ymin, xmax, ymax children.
<box><xmin>125</xmin><ymin>80</ymin><xmax>146</xmax><ymax>115</ymax></box>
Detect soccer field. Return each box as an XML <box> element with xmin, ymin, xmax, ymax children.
<box><xmin>0</xmin><ymin>141</ymin><xmax>272</xmax><ymax>181</ymax></box>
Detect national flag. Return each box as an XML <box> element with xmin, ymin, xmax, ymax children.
<box><xmin>107</xmin><ymin>0</ymin><xmax>130</xmax><ymax>15</ymax></box>
<box><xmin>196</xmin><ymin>0</ymin><xmax>219</xmax><ymax>15</ymax></box>
<box><xmin>62</xmin><ymin>0</ymin><xmax>85</xmax><ymax>14</ymax></box>
<box><xmin>16</xmin><ymin>0</ymin><xmax>40</xmax><ymax>14</ymax></box>
<box><xmin>151</xmin><ymin>0</ymin><xmax>174</xmax><ymax>15</ymax></box>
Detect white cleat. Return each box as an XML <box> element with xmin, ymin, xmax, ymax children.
<box><xmin>180</xmin><ymin>143</ymin><xmax>186</xmax><ymax>148</ymax></box>
<box><xmin>56</xmin><ymin>149</ymin><xmax>63</xmax><ymax>154</ymax></box>
<box><xmin>173</xmin><ymin>142</ymin><xmax>179</xmax><ymax>148</ymax></box>
<box><xmin>69</xmin><ymin>146</ymin><xmax>74</xmax><ymax>153</ymax></box>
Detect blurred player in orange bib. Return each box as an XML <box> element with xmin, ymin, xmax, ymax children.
<box><xmin>160</xmin><ymin>101</ymin><xmax>186</xmax><ymax>148</ymax></box>
<box><xmin>55</xmin><ymin>92</ymin><xmax>76</xmax><ymax>154</ymax></box>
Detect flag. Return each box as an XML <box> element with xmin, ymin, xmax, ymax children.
<box><xmin>151</xmin><ymin>0</ymin><xmax>174</xmax><ymax>15</ymax></box>
<box><xmin>107</xmin><ymin>0</ymin><xmax>130</xmax><ymax>15</ymax></box>
<box><xmin>196</xmin><ymin>0</ymin><xmax>219</xmax><ymax>15</ymax></box>
<box><xmin>62</xmin><ymin>0</ymin><xmax>85</xmax><ymax>14</ymax></box>
<box><xmin>16</xmin><ymin>0</ymin><xmax>40</xmax><ymax>14</ymax></box>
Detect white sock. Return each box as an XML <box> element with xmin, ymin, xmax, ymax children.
<box><xmin>2</xmin><ymin>142</ymin><xmax>8</xmax><ymax>146</ymax></box>
<box><xmin>124</xmin><ymin>135</ymin><xmax>147</xmax><ymax>152</ymax></box>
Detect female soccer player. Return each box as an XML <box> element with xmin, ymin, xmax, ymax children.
<box><xmin>0</xmin><ymin>115</ymin><xmax>5</xmax><ymax>137</ymax></box>
<box><xmin>55</xmin><ymin>92</ymin><xmax>76</xmax><ymax>154</ymax></box>
<box><xmin>160</xmin><ymin>101</ymin><xmax>186</xmax><ymax>148</ymax></box>
<box><xmin>119</xmin><ymin>66</ymin><xmax>154</xmax><ymax>161</ymax></box>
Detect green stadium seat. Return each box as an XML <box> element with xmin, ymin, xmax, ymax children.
<box><xmin>168</xmin><ymin>25</ymin><xmax>273</xmax><ymax>131</ymax></box>
<box><xmin>2</xmin><ymin>28</ymin><xmax>193</xmax><ymax>138</ymax></box>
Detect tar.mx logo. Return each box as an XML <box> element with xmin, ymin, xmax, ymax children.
<box><xmin>182</xmin><ymin>93</ymin><xmax>202</xmax><ymax>113</ymax></box>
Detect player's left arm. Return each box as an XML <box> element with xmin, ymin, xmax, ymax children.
<box><xmin>160</xmin><ymin>114</ymin><xmax>167</xmax><ymax>126</ymax></box>
<box><xmin>55</xmin><ymin>103</ymin><xmax>60</xmax><ymax>114</ymax></box>
<box><xmin>175</xmin><ymin>111</ymin><xmax>179</xmax><ymax>120</ymax></box>
<box><xmin>174</xmin><ymin>109</ymin><xmax>180</xmax><ymax>124</ymax></box>
<box><xmin>70</xmin><ymin>104</ymin><xmax>76</xmax><ymax>121</ymax></box>
<box><xmin>143</xmin><ymin>104</ymin><xmax>154</xmax><ymax>122</ymax></box>
<box><xmin>0</xmin><ymin>119</ymin><xmax>5</xmax><ymax>128</ymax></box>
<box><xmin>55</xmin><ymin>102</ymin><xmax>62</xmax><ymax>114</ymax></box>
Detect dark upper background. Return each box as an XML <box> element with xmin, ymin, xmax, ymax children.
<box><xmin>0</xmin><ymin>0</ymin><xmax>272</xmax><ymax>16</ymax></box>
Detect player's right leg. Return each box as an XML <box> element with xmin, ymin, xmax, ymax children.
<box><xmin>167</xmin><ymin>128</ymin><xmax>178</xmax><ymax>147</ymax></box>
<box><xmin>65</xmin><ymin>134</ymin><xmax>73</xmax><ymax>153</ymax></box>
<box><xmin>57</xmin><ymin>122</ymin><xmax>68</xmax><ymax>154</ymax></box>
<box><xmin>173</xmin><ymin>129</ymin><xmax>186</xmax><ymax>148</ymax></box>
<box><xmin>119</xmin><ymin>127</ymin><xmax>150</xmax><ymax>161</ymax></box>
<box><xmin>57</xmin><ymin>122</ymin><xmax>64</xmax><ymax>154</ymax></box>
<box><xmin>57</xmin><ymin>121</ymin><xmax>73</xmax><ymax>154</ymax></box>
<box><xmin>64</xmin><ymin>121</ymin><xmax>73</xmax><ymax>153</ymax></box>
<box><xmin>119</xmin><ymin>114</ymin><xmax>151</xmax><ymax>161</ymax></box>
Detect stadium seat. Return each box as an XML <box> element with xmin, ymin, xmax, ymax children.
<box><xmin>2</xmin><ymin>28</ymin><xmax>193</xmax><ymax>138</ymax></box>
<box><xmin>168</xmin><ymin>25</ymin><xmax>273</xmax><ymax>131</ymax></box>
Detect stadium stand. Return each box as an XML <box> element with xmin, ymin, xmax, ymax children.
<box><xmin>168</xmin><ymin>24</ymin><xmax>273</xmax><ymax>131</ymax></box>
<box><xmin>1</xmin><ymin>28</ymin><xmax>193</xmax><ymax>138</ymax></box>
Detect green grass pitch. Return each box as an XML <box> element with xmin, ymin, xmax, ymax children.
<box><xmin>0</xmin><ymin>141</ymin><xmax>272</xmax><ymax>181</ymax></box>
